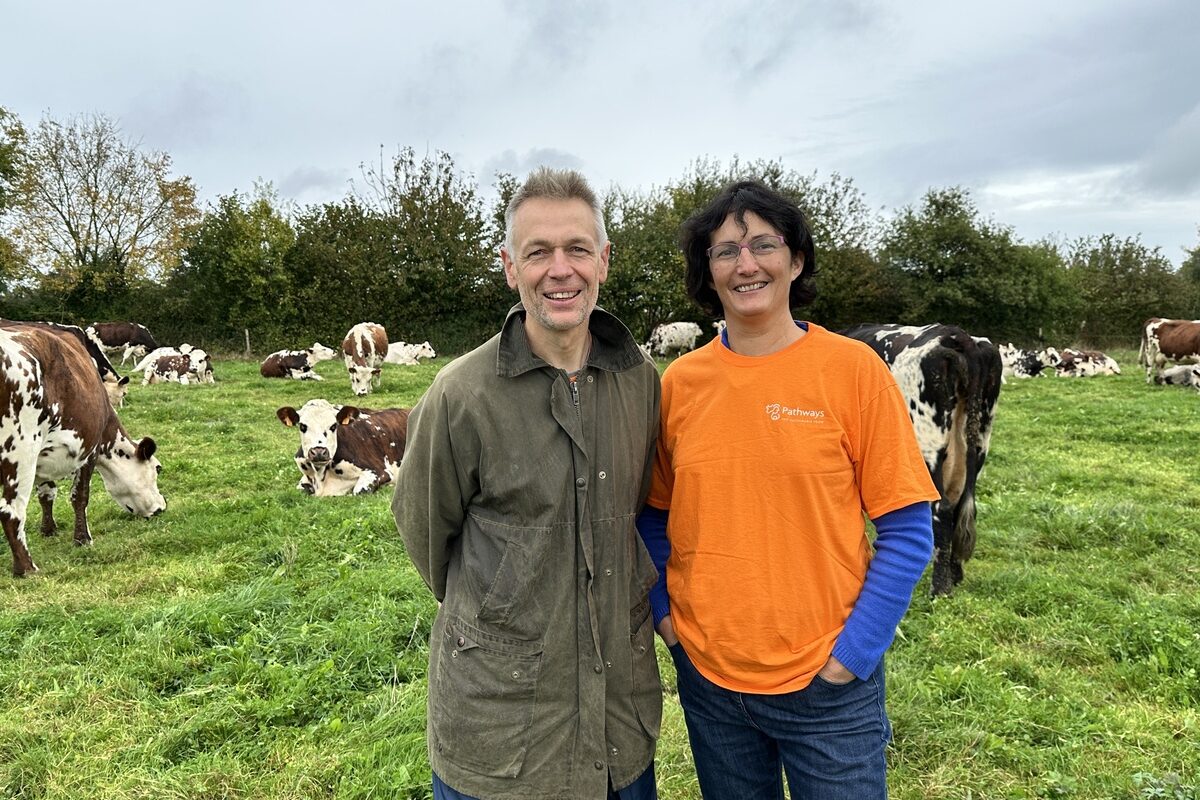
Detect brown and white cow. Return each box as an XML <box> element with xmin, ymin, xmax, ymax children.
<box><xmin>0</xmin><ymin>320</ymin><xmax>130</xmax><ymax>407</ymax></box>
<box><xmin>142</xmin><ymin>347</ymin><xmax>213</xmax><ymax>385</ymax></box>
<box><xmin>342</xmin><ymin>322</ymin><xmax>388</xmax><ymax>396</ymax></box>
<box><xmin>0</xmin><ymin>327</ymin><xmax>165</xmax><ymax>576</ymax></box>
<box><xmin>1054</xmin><ymin>348</ymin><xmax>1121</xmax><ymax>377</ymax></box>
<box><xmin>261</xmin><ymin>342</ymin><xmax>339</xmax><ymax>380</ymax></box>
<box><xmin>839</xmin><ymin>323</ymin><xmax>1002</xmax><ymax>596</ymax></box>
<box><xmin>276</xmin><ymin>399</ymin><xmax>409</xmax><ymax>496</ymax></box>
<box><xmin>85</xmin><ymin>321</ymin><xmax>160</xmax><ymax>365</ymax></box>
<box><xmin>1139</xmin><ymin>318</ymin><xmax>1200</xmax><ymax>382</ymax></box>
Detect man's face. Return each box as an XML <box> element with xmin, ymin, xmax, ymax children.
<box><xmin>502</xmin><ymin>197</ymin><xmax>610</xmax><ymax>336</ymax></box>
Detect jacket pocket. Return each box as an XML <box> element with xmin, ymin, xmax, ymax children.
<box><xmin>430</xmin><ymin>615</ymin><xmax>544</xmax><ymax>778</ymax></box>
<box><xmin>464</xmin><ymin>514</ymin><xmax>553</xmax><ymax>639</ymax></box>
<box><xmin>629</xmin><ymin>602</ymin><xmax>662</xmax><ymax>739</ymax></box>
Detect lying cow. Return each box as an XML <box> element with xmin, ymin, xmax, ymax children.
<box><xmin>343</xmin><ymin>322</ymin><xmax>388</xmax><ymax>396</ymax></box>
<box><xmin>1153</xmin><ymin>364</ymin><xmax>1200</xmax><ymax>391</ymax></box>
<box><xmin>0</xmin><ymin>326</ymin><xmax>165</xmax><ymax>576</ymax></box>
<box><xmin>1139</xmin><ymin>318</ymin><xmax>1200</xmax><ymax>382</ymax></box>
<box><xmin>384</xmin><ymin>340</ymin><xmax>437</xmax><ymax>366</ymax></box>
<box><xmin>0</xmin><ymin>319</ymin><xmax>130</xmax><ymax>407</ymax></box>
<box><xmin>998</xmin><ymin>343</ymin><xmax>1059</xmax><ymax>380</ymax></box>
<box><xmin>646</xmin><ymin>321</ymin><xmax>703</xmax><ymax>358</ymax></box>
<box><xmin>86</xmin><ymin>321</ymin><xmax>159</xmax><ymax>365</ymax></box>
<box><xmin>276</xmin><ymin>399</ymin><xmax>409</xmax><ymax>496</ymax></box>
<box><xmin>261</xmin><ymin>342</ymin><xmax>339</xmax><ymax>380</ymax></box>
<box><xmin>840</xmin><ymin>323</ymin><xmax>1002</xmax><ymax>596</ymax></box>
<box><xmin>1054</xmin><ymin>348</ymin><xmax>1120</xmax><ymax>377</ymax></box>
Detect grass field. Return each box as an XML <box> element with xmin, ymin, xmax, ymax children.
<box><xmin>1</xmin><ymin>350</ymin><xmax>1197</xmax><ymax>799</ymax></box>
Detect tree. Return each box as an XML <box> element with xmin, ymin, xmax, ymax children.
<box><xmin>881</xmin><ymin>187</ymin><xmax>1080</xmax><ymax>343</ymax></box>
<box><xmin>166</xmin><ymin>185</ymin><xmax>296</xmax><ymax>347</ymax></box>
<box><xmin>1065</xmin><ymin>234</ymin><xmax>1190</xmax><ymax>344</ymax></box>
<box><xmin>9</xmin><ymin>112</ymin><xmax>199</xmax><ymax>319</ymax></box>
<box><xmin>0</xmin><ymin>107</ymin><xmax>27</xmax><ymax>298</ymax></box>
<box><xmin>1179</xmin><ymin>228</ymin><xmax>1200</xmax><ymax>316</ymax></box>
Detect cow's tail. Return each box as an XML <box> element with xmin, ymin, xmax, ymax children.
<box><xmin>946</xmin><ymin>330</ymin><xmax>991</xmax><ymax>564</ymax></box>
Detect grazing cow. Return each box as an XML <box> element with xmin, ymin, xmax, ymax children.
<box><xmin>646</xmin><ymin>321</ymin><xmax>703</xmax><ymax>358</ymax></box>
<box><xmin>0</xmin><ymin>320</ymin><xmax>130</xmax><ymax>407</ymax></box>
<box><xmin>1139</xmin><ymin>318</ymin><xmax>1200</xmax><ymax>381</ymax></box>
<box><xmin>1054</xmin><ymin>348</ymin><xmax>1121</xmax><ymax>377</ymax></box>
<box><xmin>839</xmin><ymin>323</ymin><xmax>1002</xmax><ymax>596</ymax></box>
<box><xmin>998</xmin><ymin>343</ymin><xmax>1055</xmax><ymax>380</ymax></box>
<box><xmin>276</xmin><ymin>399</ymin><xmax>409</xmax><ymax>496</ymax></box>
<box><xmin>1152</xmin><ymin>364</ymin><xmax>1200</xmax><ymax>391</ymax></box>
<box><xmin>342</xmin><ymin>322</ymin><xmax>388</xmax><ymax>396</ymax></box>
<box><xmin>142</xmin><ymin>347</ymin><xmax>213</xmax><ymax>385</ymax></box>
<box><xmin>261</xmin><ymin>342</ymin><xmax>338</xmax><ymax>380</ymax></box>
<box><xmin>383</xmin><ymin>340</ymin><xmax>437</xmax><ymax>366</ymax></box>
<box><xmin>0</xmin><ymin>327</ymin><xmax>165</xmax><ymax>576</ymax></box>
<box><xmin>85</xmin><ymin>321</ymin><xmax>159</xmax><ymax>365</ymax></box>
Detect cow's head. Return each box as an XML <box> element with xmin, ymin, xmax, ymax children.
<box><xmin>309</xmin><ymin>342</ymin><xmax>338</xmax><ymax>363</ymax></box>
<box><xmin>413</xmin><ymin>341</ymin><xmax>436</xmax><ymax>360</ymax></box>
<box><xmin>278</xmin><ymin>400</ymin><xmax>361</xmax><ymax>464</ymax></box>
<box><xmin>97</xmin><ymin>435</ymin><xmax>166</xmax><ymax>517</ymax></box>
<box><xmin>1037</xmin><ymin>347</ymin><xmax>1061</xmax><ymax>367</ymax></box>
<box><xmin>104</xmin><ymin>374</ymin><xmax>131</xmax><ymax>408</ymax></box>
<box><xmin>347</xmin><ymin>363</ymin><xmax>380</xmax><ymax>396</ymax></box>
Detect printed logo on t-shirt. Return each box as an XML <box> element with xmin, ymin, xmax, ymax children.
<box><xmin>765</xmin><ymin>403</ymin><xmax>826</xmax><ymax>422</ymax></box>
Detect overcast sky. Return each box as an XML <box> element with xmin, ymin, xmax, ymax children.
<box><xmin>4</xmin><ymin>0</ymin><xmax>1198</xmax><ymax>264</ymax></box>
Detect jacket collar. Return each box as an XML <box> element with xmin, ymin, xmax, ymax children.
<box><xmin>496</xmin><ymin>303</ymin><xmax>647</xmax><ymax>378</ymax></box>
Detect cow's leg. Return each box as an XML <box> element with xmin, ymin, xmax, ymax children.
<box><xmin>354</xmin><ymin>470</ymin><xmax>390</xmax><ymax>495</ymax></box>
<box><xmin>70</xmin><ymin>465</ymin><xmax>94</xmax><ymax>547</ymax></box>
<box><xmin>929</xmin><ymin>498</ymin><xmax>956</xmax><ymax>596</ymax></box>
<box><xmin>37</xmin><ymin>482</ymin><xmax>58</xmax><ymax>536</ymax></box>
<box><xmin>2</xmin><ymin>509</ymin><xmax>37</xmax><ymax>577</ymax></box>
<box><xmin>295</xmin><ymin>457</ymin><xmax>316</xmax><ymax>494</ymax></box>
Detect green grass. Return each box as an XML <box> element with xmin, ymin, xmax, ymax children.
<box><xmin>1</xmin><ymin>352</ymin><xmax>1198</xmax><ymax>799</ymax></box>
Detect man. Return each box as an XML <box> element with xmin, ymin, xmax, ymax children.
<box><xmin>393</xmin><ymin>167</ymin><xmax>663</xmax><ymax>800</ymax></box>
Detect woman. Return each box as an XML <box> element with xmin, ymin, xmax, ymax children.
<box><xmin>637</xmin><ymin>180</ymin><xmax>939</xmax><ymax>799</ymax></box>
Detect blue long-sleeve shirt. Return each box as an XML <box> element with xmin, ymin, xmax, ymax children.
<box><xmin>635</xmin><ymin>501</ymin><xmax>932</xmax><ymax>681</ymax></box>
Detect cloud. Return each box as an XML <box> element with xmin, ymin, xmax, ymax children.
<box><xmin>479</xmin><ymin>148</ymin><xmax>586</xmax><ymax>184</ymax></box>
<box><xmin>277</xmin><ymin>165</ymin><xmax>352</xmax><ymax>202</ymax></box>
<box><xmin>1131</xmin><ymin>102</ymin><xmax>1200</xmax><ymax>195</ymax></box>
<box><xmin>123</xmin><ymin>74</ymin><xmax>248</xmax><ymax>151</ymax></box>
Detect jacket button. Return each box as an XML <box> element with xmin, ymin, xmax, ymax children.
<box><xmin>576</xmin><ymin>477</ymin><xmax>586</xmax><ymax>488</ymax></box>
<box><xmin>451</xmin><ymin>650</ymin><xmax>458</xmax><ymax>658</ymax></box>
<box><xmin>610</xmin><ymin>746</ymin><xmax>619</xmax><ymax>757</ymax></box>
<box><xmin>594</xmin><ymin>664</ymin><xmax>603</xmax><ymax>674</ymax></box>
<box><xmin>456</xmin><ymin>636</ymin><xmax>465</xmax><ymax>647</ymax></box>
<box><xmin>604</xmin><ymin>568</ymin><xmax>612</xmax><ymax>577</ymax></box>
<box><xmin>587</xmin><ymin>375</ymin><xmax>594</xmax><ymax>383</ymax></box>
<box><xmin>594</xmin><ymin>760</ymin><xmax>604</xmax><ymax>770</ymax></box>
<box><xmin>605</xmin><ymin>660</ymin><xmax>613</xmax><ymax>669</ymax></box>
<box><xmin>598</xmin><ymin>470</ymin><xmax>607</xmax><ymax>479</ymax></box>
<box><xmin>512</xmin><ymin>670</ymin><xmax>521</xmax><ymax>679</ymax></box>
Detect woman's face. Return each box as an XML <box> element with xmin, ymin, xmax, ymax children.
<box><xmin>707</xmin><ymin>211</ymin><xmax>802</xmax><ymax>324</ymax></box>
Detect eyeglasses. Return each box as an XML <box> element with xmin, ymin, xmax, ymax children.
<box><xmin>706</xmin><ymin>234</ymin><xmax>786</xmax><ymax>264</ymax></box>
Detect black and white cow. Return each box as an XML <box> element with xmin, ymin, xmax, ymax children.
<box><xmin>999</xmin><ymin>343</ymin><xmax>1059</xmax><ymax>380</ymax></box>
<box><xmin>261</xmin><ymin>342</ymin><xmax>339</xmax><ymax>380</ymax></box>
<box><xmin>276</xmin><ymin>399</ymin><xmax>409</xmax><ymax>496</ymax></box>
<box><xmin>1152</xmin><ymin>363</ymin><xmax>1200</xmax><ymax>391</ymax></box>
<box><xmin>0</xmin><ymin>326</ymin><xmax>165</xmax><ymax>576</ymax></box>
<box><xmin>342</xmin><ymin>323</ymin><xmax>388</xmax><ymax>396</ymax></box>
<box><xmin>383</xmin><ymin>340</ymin><xmax>437</xmax><ymax>366</ymax></box>
<box><xmin>839</xmin><ymin>323</ymin><xmax>1002</xmax><ymax>596</ymax></box>
<box><xmin>646</xmin><ymin>322</ymin><xmax>703</xmax><ymax>358</ymax></box>
<box><xmin>85</xmin><ymin>321</ymin><xmax>160</xmax><ymax>365</ymax></box>
<box><xmin>0</xmin><ymin>319</ymin><xmax>130</xmax><ymax>407</ymax></box>
<box><xmin>141</xmin><ymin>346</ymin><xmax>213</xmax><ymax>385</ymax></box>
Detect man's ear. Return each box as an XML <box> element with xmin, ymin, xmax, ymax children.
<box><xmin>502</xmin><ymin>247</ymin><xmax>518</xmax><ymax>290</ymax></box>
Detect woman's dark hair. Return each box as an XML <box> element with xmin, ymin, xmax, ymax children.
<box><xmin>679</xmin><ymin>180</ymin><xmax>818</xmax><ymax>317</ymax></box>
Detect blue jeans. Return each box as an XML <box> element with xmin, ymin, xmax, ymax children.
<box><xmin>669</xmin><ymin>642</ymin><xmax>891</xmax><ymax>800</ymax></box>
<box><xmin>432</xmin><ymin>762</ymin><xmax>657</xmax><ymax>799</ymax></box>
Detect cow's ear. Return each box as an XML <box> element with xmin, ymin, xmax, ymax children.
<box><xmin>277</xmin><ymin>407</ymin><xmax>299</xmax><ymax>427</ymax></box>
<box><xmin>337</xmin><ymin>406</ymin><xmax>360</xmax><ymax>425</ymax></box>
<box><xmin>136</xmin><ymin>437</ymin><xmax>157</xmax><ymax>460</ymax></box>
<box><xmin>118</xmin><ymin>376</ymin><xmax>130</xmax><ymax>387</ymax></box>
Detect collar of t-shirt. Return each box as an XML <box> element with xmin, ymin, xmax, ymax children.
<box><xmin>719</xmin><ymin>320</ymin><xmax>809</xmax><ymax>349</ymax></box>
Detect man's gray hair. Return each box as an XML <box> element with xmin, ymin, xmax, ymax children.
<box><xmin>503</xmin><ymin>167</ymin><xmax>608</xmax><ymax>256</ymax></box>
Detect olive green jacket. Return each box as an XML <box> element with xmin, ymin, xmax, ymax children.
<box><xmin>392</xmin><ymin>305</ymin><xmax>662</xmax><ymax>800</ymax></box>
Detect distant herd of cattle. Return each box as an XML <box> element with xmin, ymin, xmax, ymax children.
<box><xmin>2</xmin><ymin>315</ymin><xmax>1197</xmax><ymax>588</ymax></box>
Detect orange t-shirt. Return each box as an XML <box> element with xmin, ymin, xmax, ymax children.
<box><xmin>647</xmin><ymin>324</ymin><xmax>939</xmax><ymax>693</ymax></box>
